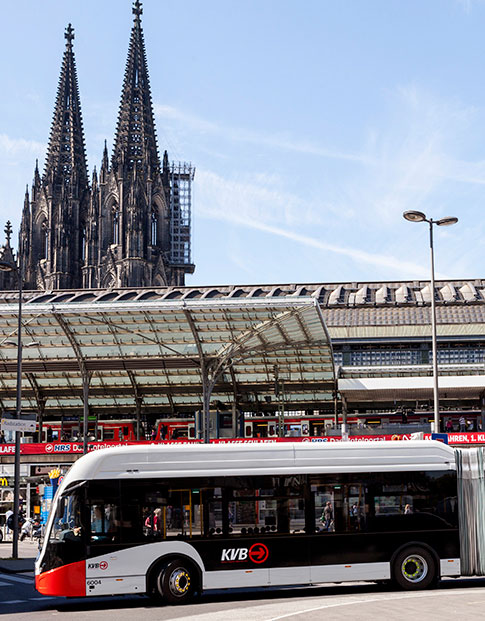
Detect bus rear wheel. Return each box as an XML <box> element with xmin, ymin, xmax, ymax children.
<box><xmin>393</xmin><ymin>546</ymin><xmax>437</xmax><ymax>590</ymax></box>
<box><xmin>156</xmin><ymin>558</ymin><xmax>197</xmax><ymax>604</ymax></box>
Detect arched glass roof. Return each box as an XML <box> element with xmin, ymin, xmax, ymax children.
<box><xmin>0</xmin><ymin>297</ymin><xmax>336</xmax><ymax>419</ymax></box>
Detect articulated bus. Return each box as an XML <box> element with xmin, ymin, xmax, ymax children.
<box><xmin>35</xmin><ymin>440</ymin><xmax>481</xmax><ymax>603</ymax></box>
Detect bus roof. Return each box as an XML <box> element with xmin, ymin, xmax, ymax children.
<box><xmin>58</xmin><ymin>441</ymin><xmax>456</xmax><ymax>493</ymax></box>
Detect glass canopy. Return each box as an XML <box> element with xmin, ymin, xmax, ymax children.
<box><xmin>0</xmin><ymin>297</ymin><xmax>336</xmax><ymax>423</ymax></box>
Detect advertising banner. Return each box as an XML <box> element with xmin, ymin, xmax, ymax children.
<box><xmin>1</xmin><ymin>432</ymin><xmax>485</xmax><ymax>455</ymax></box>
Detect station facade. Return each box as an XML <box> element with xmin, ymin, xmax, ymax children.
<box><xmin>0</xmin><ymin>278</ymin><xmax>482</xmax><ymax>445</ymax></box>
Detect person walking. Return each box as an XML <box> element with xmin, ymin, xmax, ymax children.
<box><xmin>320</xmin><ymin>501</ymin><xmax>334</xmax><ymax>531</ymax></box>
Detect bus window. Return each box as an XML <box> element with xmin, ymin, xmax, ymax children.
<box><xmin>89</xmin><ymin>504</ymin><xmax>116</xmax><ymax>542</ymax></box>
<box><xmin>164</xmin><ymin>489</ymin><xmax>204</xmax><ymax>538</ymax></box>
<box><xmin>312</xmin><ymin>485</ymin><xmax>335</xmax><ymax>532</ymax></box>
<box><xmin>347</xmin><ymin>485</ymin><xmax>366</xmax><ymax>532</ymax></box>
<box><xmin>227</xmin><ymin>476</ymin><xmax>305</xmax><ymax>536</ymax></box>
<box><xmin>50</xmin><ymin>492</ymin><xmax>84</xmax><ymax>541</ymax></box>
<box><xmin>204</xmin><ymin>488</ymin><xmax>223</xmax><ymax>536</ymax></box>
<box><xmin>374</xmin><ymin>495</ymin><xmax>412</xmax><ymax>515</ymax></box>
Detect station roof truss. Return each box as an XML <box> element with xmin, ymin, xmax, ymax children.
<box><xmin>0</xmin><ymin>297</ymin><xmax>336</xmax><ymax>419</ymax></box>
<box><xmin>1</xmin><ymin>278</ymin><xmax>483</xmax><ymax>341</ymax></box>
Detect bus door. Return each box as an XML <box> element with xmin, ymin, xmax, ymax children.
<box><xmin>163</xmin><ymin>488</ymin><xmax>210</xmax><ymax>538</ymax></box>
<box><xmin>310</xmin><ymin>479</ymin><xmax>369</xmax><ymax>582</ymax></box>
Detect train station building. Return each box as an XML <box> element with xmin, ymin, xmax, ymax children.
<box><xmin>0</xmin><ymin>279</ymin><xmax>483</xmax><ymax>446</ymax></box>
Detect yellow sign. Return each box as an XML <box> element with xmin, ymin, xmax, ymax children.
<box><xmin>0</xmin><ymin>477</ymin><xmax>8</xmax><ymax>487</ymax></box>
<box><xmin>48</xmin><ymin>468</ymin><xmax>61</xmax><ymax>479</ymax></box>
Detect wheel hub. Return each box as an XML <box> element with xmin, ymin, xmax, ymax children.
<box><xmin>169</xmin><ymin>568</ymin><xmax>190</xmax><ymax>596</ymax></box>
<box><xmin>402</xmin><ymin>554</ymin><xmax>428</xmax><ymax>583</ymax></box>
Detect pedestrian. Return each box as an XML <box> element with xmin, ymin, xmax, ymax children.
<box><xmin>145</xmin><ymin>507</ymin><xmax>162</xmax><ymax>534</ymax></box>
<box><xmin>0</xmin><ymin>430</ymin><xmax>6</xmax><ymax>444</ymax></box>
<box><xmin>459</xmin><ymin>416</ymin><xmax>466</xmax><ymax>432</ymax></box>
<box><xmin>320</xmin><ymin>501</ymin><xmax>334</xmax><ymax>531</ymax></box>
<box><xmin>5</xmin><ymin>508</ymin><xmax>13</xmax><ymax>538</ymax></box>
<box><xmin>445</xmin><ymin>419</ymin><xmax>453</xmax><ymax>432</ymax></box>
<box><xmin>404</xmin><ymin>504</ymin><xmax>413</xmax><ymax>514</ymax></box>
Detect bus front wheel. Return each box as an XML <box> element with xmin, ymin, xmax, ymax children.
<box><xmin>392</xmin><ymin>546</ymin><xmax>437</xmax><ymax>590</ymax></box>
<box><xmin>156</xmin><ymin>558</ymin><xmax>197</xmax><ymax>604</ymax></box>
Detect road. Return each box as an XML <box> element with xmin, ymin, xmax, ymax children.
<box><xmin>1</xmin><ymin>570</ymin><xmax>485</xmax><ymax>620</ymax></box>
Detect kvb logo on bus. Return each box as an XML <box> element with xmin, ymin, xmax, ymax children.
<box><xmin>221</xmin><ymin>543</ymin><xmax>269</xmax><ymax>564</ymax></box>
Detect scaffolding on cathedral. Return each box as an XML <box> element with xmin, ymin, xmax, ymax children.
<box><xmin>169</xmin><ymin>162</ymin><xmax>195</xmax><ymax>267</ymax></box>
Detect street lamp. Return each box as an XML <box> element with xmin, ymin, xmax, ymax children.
<box><xmin>0</xmin><ymin>254</ymin><xmax>23</xmax><ymax>560</ymax></box>
<box><xmin>403</xmin><ymin>210</ymin><xmax>458</xmax><ymax>433</ymax></box>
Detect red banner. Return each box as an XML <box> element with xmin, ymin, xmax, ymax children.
<box><xmin>1</xmin><ymin>432</ymin><xmax>484</xmax><ymax>455</ymax></box>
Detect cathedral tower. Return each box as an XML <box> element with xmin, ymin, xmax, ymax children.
<box><xmin>0</xmin><ymin>2</ymin><xmax>195</xmax><ymax>292</ymax></box>
<box><xmin>20</xmin><ymin>25</ymin><xmax>90</xmax><ymax>290</ymax></box>
<box><xmin>84</xmin><ymin>1</ymin><xmax>195</xmax><ymax>288</ymax></box>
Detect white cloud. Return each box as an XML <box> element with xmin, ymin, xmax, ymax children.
<box><xmin>0</xmin><ymin>134</ymin><xmax>45</xmax><ymax>159</ymax></box>
<box><xmin>456</xmin><ymin>0</ymin><xmax>485</xmax><ymax>13</ymax></box>
<box><xmin>196</xmin><ymin>169</ymin><xmax>432</xmax><ymax>278</ymax></box>
<box><xmin>154</xmin><ymin>103</ymin><xmax>371</xmax><ymax>164</ymax></box>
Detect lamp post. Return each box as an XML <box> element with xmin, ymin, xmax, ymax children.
<box><xmin>403</xmin><ymin>211</ymin><xmax>458</xmax><ymax>433</ymax></box>
<box><xmin>0</xmin><ymin>254</ymin><xmax>23</xmax><ymax>559</ymax></box>
<box><xmin>273</xmin><ymin>365</ymin><xmax>286</xmax><ymax>438</ymax></box>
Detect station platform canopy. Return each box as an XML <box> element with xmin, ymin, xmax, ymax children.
<box><xmin>0</xmin><ymin>296</ymin><xmax>336</xmax><ymax>426</ymax></box>
<box><xmin>339</xmin><ymin>373</ymin><xmax>485</xmax><ymax>403</ymax></box>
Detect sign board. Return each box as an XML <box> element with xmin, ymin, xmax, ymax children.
<box><xmin>0</xmin><ymin>412</ymin><xmax>36</xmax><ymax>433</ymax></box>
<box><xmin>0</xmin><ymin>433</ymin><xmax>485</xmax><ymax>456</ymax></box>
<box><xmin>431</xmin><ymin>433</ymin><xmax>449</xmax><ymax>445</ymax></box>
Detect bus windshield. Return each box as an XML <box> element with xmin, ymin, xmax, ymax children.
<box><xmin>49</xmin><ymin>490</ymin><xmax>84</xmax><ymax>541</ymax></box>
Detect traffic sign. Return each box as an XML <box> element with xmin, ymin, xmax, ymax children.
<box><xmin>0</xmin><ymin>412</ymin><xmax>36</xmax><ymax>432</ymax></box>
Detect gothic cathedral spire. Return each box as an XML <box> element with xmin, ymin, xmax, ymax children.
<box><xmin>112</xmin><ymin>0</ymin><xmax>159</xmax><ymax>176</ymax></box>
<box><xmin>44</xmin><ymin>24</ymin><xmax>89</xmax><ymax>192</ymax></box>
<box><xmin>20</xmin><ymin>24</ymin><xmax>90</xmax><ymax>290</ymax></box>
<box><xmin>1</xmin><ymin>3</ymin><xmax>194</xmax><ymax>293</ymax></box>
<box><xmin>86</xmin><ymin>1</ymin><xmax>194</xmax><ymax>289</ymax></box>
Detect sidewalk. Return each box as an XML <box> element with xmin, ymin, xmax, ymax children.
<box><xmin>0</xmin><ymin>538</ymin><xmax>38</xmax><ymax>573</ymax></box>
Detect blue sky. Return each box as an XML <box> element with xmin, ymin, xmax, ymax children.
<box><xmin>0</xmin><ymin>0</ymin><xmax>484</xmax><ymax>286</ymax></box>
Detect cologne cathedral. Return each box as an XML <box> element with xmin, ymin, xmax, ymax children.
<box><xmin>0</xmin><ymin>1</ymin><xmax>195</xmax><ymax>291</ymax></box>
